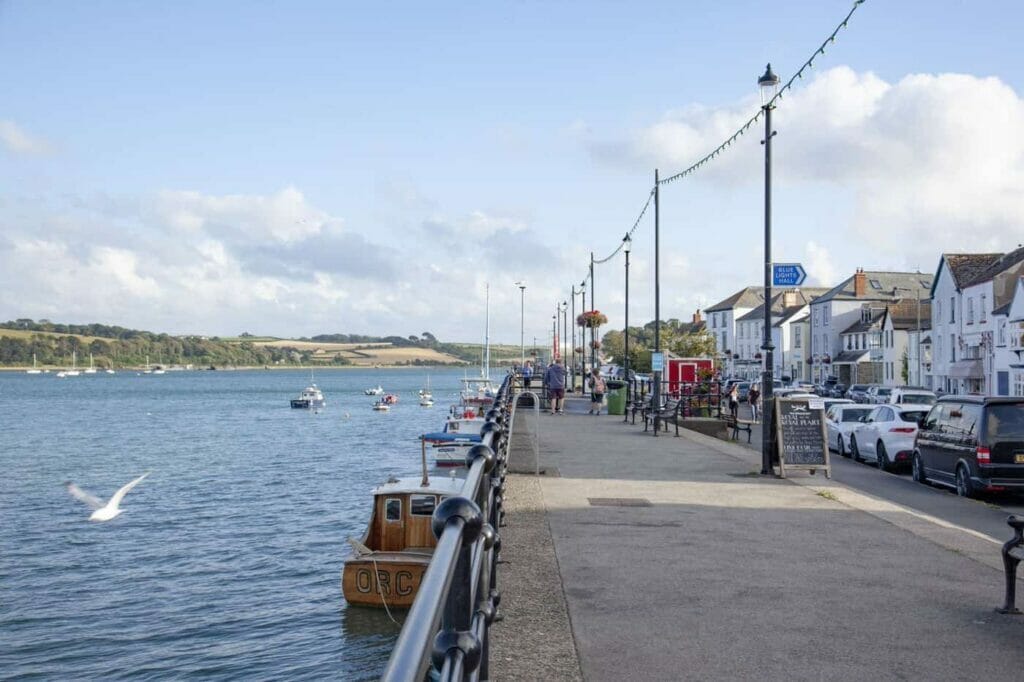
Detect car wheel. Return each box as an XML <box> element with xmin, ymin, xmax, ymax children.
<box><xmin>912</xmin><ymin>452</ymin><xmax>927</xmax><ymax>484</ymax></box>
<box><xmin>838</xmin><ymin>435</ymin><xmax>848</xmax><ymax>458</ymax></box>
<box><xmin>851</xmin><ymin>436</ymin><xmax>862</xmax><ymax>463</ymax></box>
<box><xmin>877</xmin><ymin>442</ymin><xmax>890</xmax><ymax>472</ymax></box>
<box><xmin>955</xmin><ymin>465</ymin><xmax>976</xmax><ymax>499</ymax></box>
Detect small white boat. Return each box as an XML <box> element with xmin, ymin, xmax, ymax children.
<box><xmin>84</xmin><ymin>353</ymin><xmax>97</xmax><ymax>374</ymax></box>
<box><xmin>26</xmin><ymin>354</ymin><xmax>41</xmax><ymax>374</ymax></box>
<box><xmin>372</xmin><ymin>399</ymin><xmax>391</xmax><ymax>411</ymax></box>
<box><xmin>364</xmin><ymin>385</ymin><xmax>384</xmax><ymax>396</ymax></box>
<box><xmin>105</xmin><ymin>369</ymin><xmax>116</xmax><ymax>375</ymax></box>
<box><xmin>419</xmin><ymin>395</ymin><xmax>434</xmax><ymax>407</ymax></box>
<box><xmin>291</xmin><ymin>383</ymin><xmax>326</xmax><ymax>409</ymax></box>
<box><xmin>63</xmin><ymin>351</ymin><xmax>81</xmax><ymax>377</ymax></box>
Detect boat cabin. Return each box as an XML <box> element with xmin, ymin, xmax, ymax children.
<box><xmin>343</xmin><ymin>476</ymin><xmax>465</xmax><ymax>608</ymax></box>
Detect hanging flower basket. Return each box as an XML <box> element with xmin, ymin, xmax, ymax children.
<box><xmin>574</xmin><ymin>346</ymin><xmax>584</xmax><ymax>354</ymax></box>
<box><xmin>591</xmin><ymin>340</ymin><xmax>602</xmax><ymax>350</ymax></box>
<box><xmin>824</xmin><ymin>355</ymin><xmax>832</xmax><ymax>364</ymax></box>
<box><xmin>732</xmin><ymin>353</ymin><xmax>740</xmax><ymax>360</ymax></box>
<box><xmin>576</xmin><ymin>310</ymin><xmax>608</xmax><ymax>328</ymax></box>
<box><xmin>754</xmin><ymin>352</ymin><xmax>763</xmax><ymax>360</ymax></box>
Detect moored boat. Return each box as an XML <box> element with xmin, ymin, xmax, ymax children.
<box><xmin>291</xmin><ymin>383</ymin><xmax>326</xmax><ymax>409</ymax></box>
<box><xmin>342</xmin><ymin>471</ymin><xmax>465</xmax><ymax>609</ymax></box>
<box><xmin>364</xmin><ymin>385</ymin><xmax>384</xmax><ymax>395</ymax></box>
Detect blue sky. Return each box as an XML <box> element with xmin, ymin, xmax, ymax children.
<box><xmin>2</xmin><ymin>1</ymin><xmax>1023</xmax><ymax>343</ymax></box>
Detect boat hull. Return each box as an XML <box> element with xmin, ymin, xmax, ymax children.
<box><xmin>342</xmin><ymin>552</ymin><xmax>431</xmax><ymax>608</ymax></box>
<box><xmin>291</xmin><ymin>398</ymin><xmax>325</xmax><ymax>409</ymax></box>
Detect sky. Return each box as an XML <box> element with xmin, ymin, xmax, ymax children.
<box><xmin>1</xmin><ymin>0</ymin><xmax>1023</xmax><ymax>345</ymax></box>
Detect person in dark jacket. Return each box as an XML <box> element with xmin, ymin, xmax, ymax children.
<box><xmin>543</xmin><ymin>359</ymin><xmax>567</xmax><ymax>414</ymax></box>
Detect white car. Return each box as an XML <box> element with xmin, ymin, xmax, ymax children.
<box><xmin>887</xmin><ymin>388</ymin><xmax>937</xmax><ymax>406</ymax></box>
<box><xmin>849</xmin><ymin>404</ymin><xmax>931</xmax><ymax>471</ymax></box>
<box><xmin>866</xmin><ymin>386</ymin><xmax>894</xmax><ymax>404</ymax></box>
<box><xmin>825</xmin><ymin>404</ymin><xmax>875</xmax><ymax>458</ymax></box>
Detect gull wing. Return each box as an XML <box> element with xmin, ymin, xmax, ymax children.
<box><xmin>108</xmin><ymin>472</ymin><xmax>150</xmax><ymax>509</ymax></box>
<box><xmin>66</xmin><ymin>483</ymin><xmax>104</xmax><ymax>510</ymax></box>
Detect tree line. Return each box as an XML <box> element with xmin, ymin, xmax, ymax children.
<box><xmin>599</xmin><ymin>319</ymin><xmax>718</xmax><ymax>372</ymax></box>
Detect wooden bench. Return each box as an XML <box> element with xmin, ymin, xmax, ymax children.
<box><xmin>724</xmin><ymin>415</ymin><xmax>754</xmax><ymax>443</ymax></box>
<box><xmin>998</xmin><ymin>515</ymin><xmax>1024</xmax><ymax>614</ymax></box>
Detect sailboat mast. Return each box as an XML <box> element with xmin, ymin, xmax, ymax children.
<box><xmin>484</xmin><ymin>282</ymin><xmax>491</xmax><ymax>380</ymax></box>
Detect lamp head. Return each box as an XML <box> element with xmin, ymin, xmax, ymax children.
<box><xmin>758</xmin><ymin>63</ymin><xmax>780</xmax><ymax>106</ymax></box>
<box><xmin>623</xmin><ymin>233</ymin><xmax>632</xmax><ymax>254</ymax></box>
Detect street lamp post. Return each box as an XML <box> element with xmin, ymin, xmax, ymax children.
<box><xmin>580</xmin><ymin>280</ymin><xmax>587</xmax><ymax>390</ymax></box>
<box><xmin>515</xmin><ymin>281</ymin><xmax>526</xmax><ymax>367</ymax></box>
<box><xmin>571</xmin><ymin>285</ymin><xmax>579</xmax><ymax>391</ymax></box>
<box><xmin>589</xmin><ymin>253</ymin><xmax>596</xmax><ymax>372</ymax></box>
<box><xmin>759</xmin><ymin>63</ymin><xmax>780</xmax><ymax>476</ymax></box>
<box><xmin>653</xmin><ymin>168</ymin><xmax>662</xmax><ymax>436</ymax></box>
<box><xmin>623</xmin><ymin>233</ymin><xmax>632</xmax><ymax>423</ymax></box>
<box><xmin>562</xmin><ymin>301</ymin><xmax>568</xmax><ymax>367</ymax></box>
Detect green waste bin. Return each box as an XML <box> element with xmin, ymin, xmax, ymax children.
<box><xmin>605</xmin><ymin>379</ymin><xmax>627</xmax><ymax>415</ymax></box>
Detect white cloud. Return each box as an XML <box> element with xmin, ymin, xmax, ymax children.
<box><xmin>804</xmin><ymin>241</ymin><xmax>837</xmax><ymax>287</ymax></box>
<box><xmin>0</xmin><ymin>120</ymin><xmax>51</xmax><ymax>155</ymax></box>
<box><xmin>590</xmin><ymin>66</ymin><xmax>1024</xmax><ymax>291</ymax></box>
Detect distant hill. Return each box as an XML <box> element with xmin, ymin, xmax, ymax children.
<box><xmin>0</xmin><ymin>319</ymin><xmax>521</xmax><ymax>368</ymax></box>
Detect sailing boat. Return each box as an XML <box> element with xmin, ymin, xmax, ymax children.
<box><xmin>26</xmin><ymin>353</ymin><xmax>42</xmax><ymax>374</ymax></box>
<box><xmin>64</xmin><ymin>351</ymin><xmax>81</xmax><ymax>377</ymax></box>
<box><xmin>152</xmin><ymin>352</ymin><xmax>166</xmax><ymax>375</ymax></box>
<box><xmin>458</xmin><ymin>283</ymin><xmax>495</xmax><ymax>405</ymax></box>
<box><xmin>84</xmin><ymin>353</ymin><xmax>97</xmax><ymax>374</ymax></box>
<box><xmin>419</xmin><ymin>375</ymin><xmax>434</xmax><ymax>406</ymax></box>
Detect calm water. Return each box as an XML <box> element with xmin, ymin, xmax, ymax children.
<box><xmin>0</xmin><ymin>368</ymin><xmax>475</xmax><ymax>680</ymax></box>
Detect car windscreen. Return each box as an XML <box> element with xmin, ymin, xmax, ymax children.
<box><xmin>903</xmin><ymin>394</ymin><xmax>935</xmax><ymax>405</ymax></box>
<box><xmin>986</xmin><ymin>404</ymin><xmax>1024</xmax><ymax>440</ymax></box>
<box><xmin>851</xmin><ymin>385</ymin><xmax>867</xmax><ymax>391</ymax></box>
<box><xmin>842</xmin><ymin>409</ymin><xmax>872</xmax><ymax>422</ymax></box>
<box><xmin>899</xmin><ymin>410</ymin><xmax>928</xmax><ymax>422</ymax></box>
<box><xmin>876</xmin><ymin>388</ymin><xmax>891</xmax><ymax>395</ymax></box>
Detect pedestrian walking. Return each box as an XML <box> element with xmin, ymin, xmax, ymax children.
<box><xmin>522</xmin><ymin>361</ymin><xmax>533</xmax><ymax>390</ymax></box>
<box><xmin>588</xmin><ymin>368</ymin><xmax>607</xmax><ymax>415</ymax></box>
<box><xmin>748</xmin><ymin>383</ymin><xmax>761</xmax><ymax>422</ymax></box>
<box><xmin>728</xmin><ymin>384</ymin><xmax>739</xmax><ymax>419</ymax></box>
<box><xmin>543</xmin><ymin>358</ymin><xmax>567</xmax><ymax>414</ymax></box>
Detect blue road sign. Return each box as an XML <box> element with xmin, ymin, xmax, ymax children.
<box><xmin>651</xmin><ymin>352</ymin><xmax>665</xmax><ymax>373</ymax></box>
<box><xmin>773</xmin><ymin>263</ymin><xmax>806</xmax><ymax>287</ymax></box>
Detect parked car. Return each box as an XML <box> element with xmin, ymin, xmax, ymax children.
<box><xmin>830</xmin><ymin>384</ymin><xmax>848</xmax><ymax>398</ymax></box>
<box><xmin>847</xmin><ymin>384</ymin><xmax>871</xmax><ymax>403</ymax></box>
<box><xmin>913</xmin><ymin>396</ymin><xmax>1024</xmax><ymax>498</ymax></box>
<box><xmin>888</xmin><ymin>387</ymin><xmax>936</xmax><ymax>406</ymax></box>
<box><xmin>736</xmin><ymin>382</ymin><xmax>751</xmax><ymax>402</ymax></box>
<box><xmin>849</xmin><ymin>404</ymin><xmax>931</xmax><ymax>471</ymax></box>
<box><xmin>823</xmin><ymin>397</ymin><xmax>854</xmax><ymax>412</ymax></box>
<box><xmin>826</xmin><ymin>404</ymin><xmax>876</xmax><ymax>458</ymax></box>
<box><xmin>866</xmin><ymin>386</ymin><xmax>893</xmax><ymax>404</ymax></box>
<box><xmin>774</xmin><ymin>388</ymin><xmax>817</xmax><ymax>399</ymax></box>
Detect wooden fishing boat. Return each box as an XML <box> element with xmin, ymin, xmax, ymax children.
<box><xmin>342</xmin><ymin>470</ymin><xmax>464</xmax><ymax>609</ymax></box>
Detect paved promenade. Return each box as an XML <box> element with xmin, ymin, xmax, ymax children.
<box><xmin>492</xmin><ymin>395</ymin><xmax>1024</xmax><ymax>681</ymax></box>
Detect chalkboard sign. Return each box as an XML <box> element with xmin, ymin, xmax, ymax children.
<box><xmin>773</xmin><ymin>397</ymin><xmax>831</xmax><ymax>478</ymax></box>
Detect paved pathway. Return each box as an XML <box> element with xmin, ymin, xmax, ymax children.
<box><xmin>493</xmin><ymin>396</ymin><xmax>1024</xmax><ymax>681</ymax></box>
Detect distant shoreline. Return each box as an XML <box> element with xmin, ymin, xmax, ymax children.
<box><xmin>0</xmin><ymin>362</ymin><xmax>504</xmax><ymax>373</ymax></box>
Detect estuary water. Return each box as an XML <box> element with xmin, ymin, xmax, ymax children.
<box><xmin>0</xmin><ymin>368</ymin><xmax>475</xmax><ymax>680</ymax></box>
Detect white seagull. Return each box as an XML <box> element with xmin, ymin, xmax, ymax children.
<box><xmin>66</xmin><ymin>473</ymin><xmax>150</xmax><ymax>521</ymax></box>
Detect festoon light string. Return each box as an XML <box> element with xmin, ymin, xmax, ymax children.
<box><xmin>577</xmin><ymin>0</ymin><xmax>868</xmax><ymax>284</ymax></box>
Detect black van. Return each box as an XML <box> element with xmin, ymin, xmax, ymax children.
<box><xmin>912</xmin><ymin>396</ymin><xmax>1024</xmax><ymax>497</ymax></box>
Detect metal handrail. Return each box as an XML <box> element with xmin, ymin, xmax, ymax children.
<box><xmin>382</xmin><ymin>375</ymin><xmax>513</xmax><ymax>681</ymax></box>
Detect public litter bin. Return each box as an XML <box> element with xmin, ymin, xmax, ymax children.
<box><xmin>605</xmin><ymin>380</ymin><xmax>627</xmax><ymax>415</ymax></box>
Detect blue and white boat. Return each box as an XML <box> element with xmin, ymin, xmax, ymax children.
<box><xmin>291</xmin><ymin>383</ymin><xmax>325</xmax><ymax>409</ymax></box>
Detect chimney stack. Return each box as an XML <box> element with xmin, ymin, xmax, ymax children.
<box><xmin>782</xmin><ymin>290</ymin><xmax>798</xmax><ymax>308</ymax></box>
<box><xmin>692</xmin><ymin>309</ymin><xmax>702</xmax><ymax>324</ymax></box>
<box><xmin>853</xmin><ymin>268</ymin><xmax>867</xmax><ymax>297</ymax></box>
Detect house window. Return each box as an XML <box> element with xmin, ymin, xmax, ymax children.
<box><xmin>950</xmin><ymin>296</ymin><xmax>956</xmax><ymax>323</ymax></box>
<box><xmin>950</xmin><ymin>334</ymin><xmax>956</xmax><ymax>362</ymax></box>
<box><xmin>1015</xmin><ymin>372</ymin><xmax>1024</xmax><ymax>397</ymax></box>
<box><xmin>794</xmin><ymin>326</ymin><xmax>802</xmax><ymax>348</ymax></box>
<box><xmin>937</xmin><ymin>335</ymin><xmax>942</xmax><ymax>361</ymax></box>
<box><xmin>981</xmin><ymin>295</ymin><xmax>987</xmax><ymax>322</ymax></box>
<box><xmin>869</xmin><ymin>279</ymin><xmax>882</xmax><ymax>290</ymax></box>
<box><xmin>936</xmin><ymin>299</ymin><xmax>941</xmax><ymax>323</ymax></box>
<box><xmin>861</xmin><ymin>333</ymin><xmax>867</xmax><ymax>349</ymax></box>
<box><xmin>998</xmin><ymin>319</ymin><xmax>1007</xmax><ymax>346</ymax></box>
<box><xmin>967</xmin><ymin>297</ymin><xmax>974</xmax><ymax>324</ymax></box>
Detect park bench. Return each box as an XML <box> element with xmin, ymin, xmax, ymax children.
<box><xmin>642</xmin><ymin>398</ymin><xmax>680</xmax><ymax>433</ymax></box>
<box><xmin>724</xmin><ymin>414</ymin><xmax>753</xmax><ymax>443</ymax></box>
<box><xmin>998</xmin><ymin>515</ymin><xmax>1024</xmax><ymax>614</ymax></box>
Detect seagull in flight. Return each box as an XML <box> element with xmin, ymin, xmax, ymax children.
<box><xmin>66</xmin><ymin>473</ymin><xmax>150</xmax><ymax>521</ymax></box>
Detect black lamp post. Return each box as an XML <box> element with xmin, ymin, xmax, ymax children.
<box><xmin>589</xmin><ymin>253</ymin><xmax>596</xmax><ymax>372</ymax></box>
<box><xmin>653</xmin><ymin>168</ymin><xmax>662</xmax><ymax>436</ymax></box>
<box><xmin>579</xmin><ymin>280</ymin><xmax>587</xmax><ymax>390</ymax></box>
<box><xmin>759</xmin><ymin>63</ymin><xmax>780</xmax><ymax>476</ymax></box>
<box><xmin>515</xmin><ymin>281</ymin><xmax>526</xmax><ymax>367</ymax></box>
<box><xmin>561</xmin><ymin>301</ymin><xmax>568</xmax><ymax>366</ymax></box>
<box><xmin>571</xmin><ymin>284</ymin><xmax>579</xmax><ymax>391</ymax></box>
<box><xmin>623</xmin><ymin>233</ymin><xmax>632</xmax><ymax>422</ymax></box>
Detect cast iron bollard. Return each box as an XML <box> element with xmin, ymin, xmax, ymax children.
<box><xmin>997</xmin><ymin>515</ymin><xmax>1024</xmax><ymax>614</ymax></box>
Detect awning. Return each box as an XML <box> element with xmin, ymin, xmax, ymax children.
<box><xmin>831</xmin><ymin>350</ymin><xmax>870</xmax><ymax>364</ymax></box>
<box><xmin>949</xmin><ymin>359</ymin><xmax>984</xmax><ymax>379</ymax></box>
